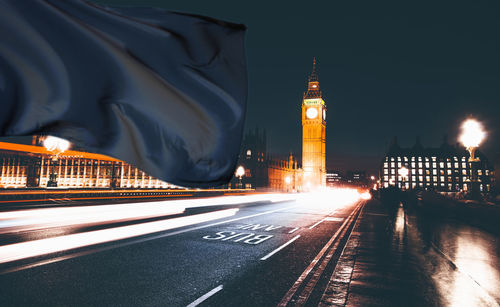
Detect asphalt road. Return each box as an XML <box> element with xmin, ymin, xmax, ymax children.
<box><xmin>0</xmin><ymin>192</ymin><xmax>363</xmax><ymax>306</ymax></box>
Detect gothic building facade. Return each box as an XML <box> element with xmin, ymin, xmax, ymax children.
<box><xmin>380</xmin><ymin>137</ymin><xmax>494</xmax><ymax>192</ymax></box>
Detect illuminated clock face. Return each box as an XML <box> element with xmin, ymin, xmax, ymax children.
<box><xmin>306</xmin><ymin>107</ymin><xmax>318</xmax><ymax>119</ymax></box>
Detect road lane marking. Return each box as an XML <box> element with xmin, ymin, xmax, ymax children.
<box><xmin>278</xmin><ymin>202</ymin><xmax>364</xmax><ymax>307</ymax></box>
<box><xmin>260</xmin><ymin>235</ymin><xmax>301</xmax><ymax>261</ymax></box>
<box><xmin>0</xmin><ymin>204</ymin><xmax>298</xmax><ymax>274</ymax></box>
<box><xmin>203</xmin><ymin>231</ymin><xmax>273</xmax><ymax>245</ymax></box>
<box><xmin>288</xmin><ymin>227</ymin><xmax>299</xmax><ymax>233</ymax></box>
<box><xmin>323</xmin><ymin>217</ymin><xmax>344</xmax><ymax>222</ymax></box>
<box><xmin>187</xmin><ymin>284</ymin><xmax>223</xmax><ymax>307</ymax></box>
<box><xmin>308</xmin><ymin>219</ymin><xmax>324</xmax><ymax>229</ymax></box>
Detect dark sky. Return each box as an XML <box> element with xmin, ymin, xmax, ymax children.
<box><xmin>94</xmin><ymin>1</ymin><xmax>499</xmax><ymax>171</ymax></box>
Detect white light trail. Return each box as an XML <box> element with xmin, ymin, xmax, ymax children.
<box><xmin>0</xmin><ymin>193</ymin><xmax>296</xmax><ymax>234</ymax></box>
<box><xmin>0</xmin><ymin>208</ymin><xmax>238</xmax><ymax>264</ymax></box>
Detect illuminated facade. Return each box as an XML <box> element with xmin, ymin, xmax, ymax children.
<box><xmin>302</xmin><ymin>58</ymin><xmax>326</xmax><ymax>188</ymax></box>
<box><xmin>380</xmin><ymin>137</ymin><xmax>494</xmax><ymax>192</ymax></box>
<box><xmin>0</xmin><ymin>141</ymin><xmax>178</xmax><ymax>189</ymax></box>
<box><xmin>236</xmin><ymin>129</ymin><xmax>302</xmax><ymax>191</ymax></box>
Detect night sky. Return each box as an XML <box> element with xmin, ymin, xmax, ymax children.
<box><xmin>13</xmin><ymin>0</ymin><xmax>500</xmax><ymax>173</ymax></box>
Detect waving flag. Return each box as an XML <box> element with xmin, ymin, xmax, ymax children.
<box><xmin>0</xmin><ymin>0</ymin><xmax>247</xmax><ymax>187</ymax></box>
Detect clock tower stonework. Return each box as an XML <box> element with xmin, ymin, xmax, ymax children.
<box><xmin>302</xmin><ymin>58</ymin><xmax>326</xmax><ymax>188</ymax></box>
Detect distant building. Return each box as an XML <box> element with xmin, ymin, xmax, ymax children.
<box><xmin>234</xmin><ymin>129</ymin><xmax>302</xmax><ymax>191</ymax></box>
<box><xmin>380</xmin><ymin>137</ymin><xmax>494</xmax><ymax>192</ymax></box>
<box><xmin>0</xmin><ymin>140</ymin><xmax>178</xmax><ymax>189</ymax></box>
<box><xmin>345</xmin><ymin>171</ymin><xmax>367</xmax><ymax>186</ymax></box>
<box><xmin>326</xmin><ymin>170</ymin><xmax>342</xmax><ymax>187</ymax></box>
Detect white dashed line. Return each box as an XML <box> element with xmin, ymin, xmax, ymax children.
<box><xmin>288</xmin><ymin>227</ymin><xmax>299</xmax><ymax>233</ymax></box>
<box><xmin>308</xmin><ymin>219</ymin><xmax>324</xmax><ymax>229</ymax></box>
<box><xmin>187</xmin><ymin>284</ymin><xmax>223</xmax><ymax>307</ymax></box>
<box><xmin>260</xmin><ymin>235</ymin><xmax>301</xmax><ymax>261</ymax></box>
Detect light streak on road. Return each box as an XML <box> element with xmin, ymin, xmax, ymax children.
<box><xmin>0</xmin><ymin>193</ymin><xmax>296</xmax><ymax>234</ymax></box>
<box><xmin>0</xmin><ymin>208</ymin><xmax>239</xmax><ymax>264</ymax></box>
<box><xmin>0</xmin><ymin>202</ymin><xmax>186</xmax><ymax>233</ymax></box>
<box><xmin>296</xmin><ymin>188</ymin><xmax>362</xmax><ymax>209</ymax></box>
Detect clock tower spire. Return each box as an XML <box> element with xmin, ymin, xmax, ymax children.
<box><xmin>302</xmin><ymin>58</ymin><xmax>326</xmax><ymax>189</ymax></box>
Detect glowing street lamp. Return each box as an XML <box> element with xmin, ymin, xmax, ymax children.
<box><xmin>43</xmin><ymin>136</ymin><xmax>70</xmax><ymax>187</ymax></box>
<box><xmin>235</xmin><ymin>166</ymin><xmax>245</xmax><ymax>189</ymax></box>
<box><xmin>459</xmin><ymin>118</ymin><xmax>486</xmax><ymax>197</ymax></box>
<box><xmin>460</xmin><ymin>118</ymin><xmax>485</xmax><ymax>162</ymax></box>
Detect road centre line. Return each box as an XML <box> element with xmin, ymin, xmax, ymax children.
<box><xmin>288</xmin><ymin>227</ymin><xmax>299</xmax><ymax>233</ymax></box>
<box><xmin>308</xmin><ymin>219</ymin><xmax>324</xmax><ymax>229</ymax></box>
<box><xmin>260</xmin><ymin>235</ymin><xmax>301</xmax><ymax>261</ymax></box>
<box><xmin>186</xmin><ymin>284</ymin><xmax>223</xmax><ymax>307</ymax></box>
<box><xmin>1</xmin><ymin>203</ymin><xmax>298</xmax><ymax>274</ymax></box>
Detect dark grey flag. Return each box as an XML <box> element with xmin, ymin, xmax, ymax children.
<box><xmin>0</xmin><ymin>0</ymin><xmax>247</xmax><ymax>187</ymax></box>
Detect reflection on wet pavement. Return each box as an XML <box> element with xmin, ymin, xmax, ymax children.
<box><xmin>409</xmin><ymin>207</ymin><xmax>500</xmax><ymax>307</ymax></box>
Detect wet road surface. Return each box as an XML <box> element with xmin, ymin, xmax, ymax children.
<box><xmin>0</xmin><ymin>191</ymin><xmax>363</xmax><ymax>306</ymax></box>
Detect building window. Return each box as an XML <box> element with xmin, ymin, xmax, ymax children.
<box><xmin>432</xmin><ymin>162</ymin><xmax>436</xmax><ymax>168</ymax></box>
<box><xmin>391</xmin><ymin>162</ymin><xmax>395</xmax><ymax>168</ymax></box>
<box><xmin>425</xmin><ymin>162</ymin><xmax>430</xmax><ymax>168</ymax></box>
<box><xmin>439</xmin><ymin>162</ymin><xmax>444</xmax><ymax>168</ymax></box>
<box><xmin>418</xmin><ymin>162</ymin><xmax>423</xmax><ymax>168</ymax></box>
<box><xmin>384</xmin><ymin>162</ymin><xmax>388</xmax><ymax>168</ymax></box>
<box><xmin>384</xmin><ymin>169</ymin><xmax>388</xmax><ymax>174</ymax></box>
<box><xmin>447</xmin><ymin>162</ymin><xmax>451</xmax><ymax>168</ymax></box>
<box><xmin>391</xmin><ymin>169</ymin><xmax>395</xmax><ymax>174</ymax></box>
<box><xmin>454</xmin><ymin>163</ymin><xmax>459</xmax><ymax>168</ymax></box>
<box><xmin>432</xmin><ymin>157</ymin><xmax>437</xmax><ymax>161</ymax></box>
<box><xmin>411</xmin><ymin>169</ymin><xmax>416</xmax><ymax>175</ymax></box>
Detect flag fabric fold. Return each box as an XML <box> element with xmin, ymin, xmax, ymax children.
<box><xmin>0</xmin><ymin>0</ymin><xmax>247</xmax><ymax>187</ymax></box>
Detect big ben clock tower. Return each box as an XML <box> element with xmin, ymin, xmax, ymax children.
<box><xmin>302</xmin><ymin>58</ymin><xmax>326</xmax><ymax>188</ymax></box>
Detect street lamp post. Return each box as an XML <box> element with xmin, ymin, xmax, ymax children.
<box><xmin>43</xmin><ymin>136</ymin><xmax>70</xmax><ymax>188</ymax></box>
<box><xmin>235</xmin><ymin>166</ymin><xmax>245</xmax><ymax>189</ymax></box>
<box><xmin>459</xmin><ymin>118</ymin><xmax>485</xmax><ymax>198</ymax></box>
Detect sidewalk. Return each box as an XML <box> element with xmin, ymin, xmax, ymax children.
<box><xmin>318</xmin><ymin>199</ymin><xmax>439</xmax><ymax>307</ymax></box>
